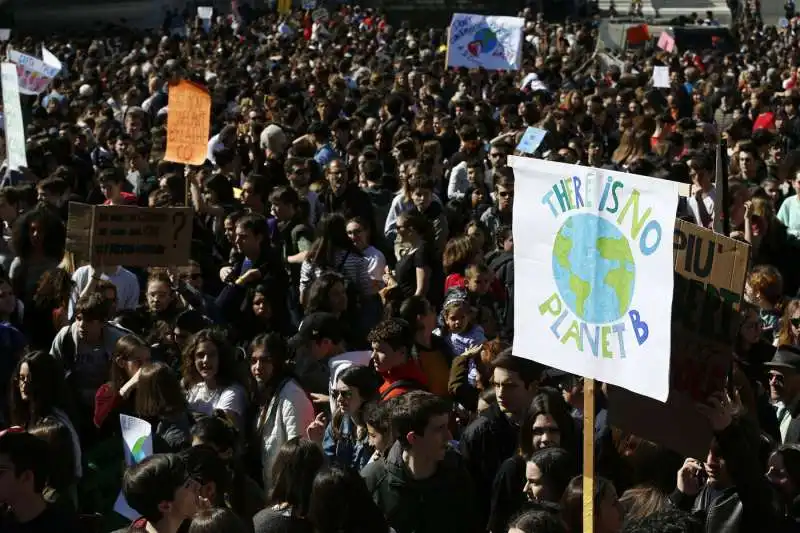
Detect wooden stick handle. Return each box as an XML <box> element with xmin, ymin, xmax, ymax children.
<box><xmin>583</xmin><ymin>378</ymin><xmax>596</xmax><ymax>533</ymax></box>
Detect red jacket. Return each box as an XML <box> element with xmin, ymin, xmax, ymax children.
<box><xmin>103</xmin><ymin>191</ymin><xmax>138</xmax><ymax>206</ymax></box>
<box><xmin>379</xmin><ymin>359</ymin><xmax>429</xmax><ymax>401</ymax></box>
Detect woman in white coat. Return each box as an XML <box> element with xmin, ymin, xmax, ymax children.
<box><xmin>249</xmin><ymin>332</ymin><xmax>315</xmax><ymax>491</ymax></box>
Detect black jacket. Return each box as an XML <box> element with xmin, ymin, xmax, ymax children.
<box><xmin>362</xmin><ymin>442</ymin><xmax>480</xmax><ymax>533</ymax></box>
<box><xmin>670</xmin><ymin>419</ymin><xmax>781</xmax><ymax>533</ymax></box>
<box><xmin>459</xmin><ymin>402</ymin><xmax>519</xmax><ymax>529</ymax></box>
<box><xmin>488</xmin><ymin>251</ymin><xmax>515</xmax><ymax>342</ymax></box>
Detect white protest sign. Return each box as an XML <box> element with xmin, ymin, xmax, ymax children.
<box><xmin>113</xmin><ymin>414</ymin><xmax>154</xmax><ymax>520</ymax></box>
<box><xmin>197</xmin><ymin>6</ymin><xmax>213</xmax><ymax>18</ymax></box>
<box><xmin>6</xmin><ymin>48</ymin><xmax>59</xmax><ymax>95</ymax></box>
<box><xmin>1</xmin><ymin>63</ymin><xmax>27</xmax><ymax>171</ymax></box>
<box><xmin>510</xmin><ymin>156</ymin><xmax>679</xmax><ymax>402</ymax></box>
<box><xmin>652</xmin><ymin>66</ymin><xmax>670</xmax><ymax>88</ymax></box>
<box><xmin>303</xmin><ymin>0</ymin><xmax>317</xmax><ymax>9</ymax></box>
<box><xmin>0</xmin><ymin>29</ymin><xmax>10</xmax><ymax>42</ymax></box>
<box><xmin>41</xmin><ymin>46</ymin><xmax>61</xmax><ymax>73</ymax></box>
<box><xmin>447</xmin><ymin>13</ymin><xmax>524</xmax><ymax>71</ymax></box>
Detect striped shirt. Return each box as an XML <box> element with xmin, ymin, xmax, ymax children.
<box><xmin>300</xmin><ymin>249</ymin><xmax>375</xmax><ymax>296</ymax></box>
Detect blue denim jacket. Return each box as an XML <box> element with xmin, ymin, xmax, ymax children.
<box><xmin>322</xmin><ymin>414</ymin><xmax>374</xmax><ymax>472</ymax></box>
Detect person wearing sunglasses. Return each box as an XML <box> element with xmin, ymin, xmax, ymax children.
<box><xmin>306</xmin><ymin>365</ymin><xmax>381</xmax><ymax>471</ymax></box>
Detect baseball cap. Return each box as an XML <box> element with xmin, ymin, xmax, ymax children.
<box><xmin>765</xmin><ymin>345</ymin><xmax>800</xmax><ymax>372</ymax></box>
<box><xmin>288</xmin><ymin>312</ymin><xmax>343</xmax><ymax>349</ymax></box>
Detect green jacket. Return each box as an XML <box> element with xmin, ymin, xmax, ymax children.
<box><xmin>361</xmin><ymin>442</ymin><xmax>480</xmax><ymax>533</ymax></box>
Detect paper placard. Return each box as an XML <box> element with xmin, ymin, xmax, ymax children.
<box><xmin>6</xmin><ymin>48</ymin><xmax>59</xmax><ymax>95</ymax></box>
<box><xmin>447</xmin><ymin>13</ymin><xmax>525</xmax><ymax>71</ymax></box>
<box><xmin>652</xmin><ymin>66</ymin><xmax>670</xmax><ymax>88</ymax></box>
<box><xmin>509</xmin><ymin>156</ymin><xmax>679</xmax><ymax>402</ymax></box>
<box><xmin>657</xmin><ymin>31</ymin><xmax>675</xmax><ymax>53</ymax></box>
<box><xmin>0</xmin><ymin>29</ymin><xmax>10</xmax><ymax>42</ymax></box>
<box><xmin>66</xmin><ymin>203</ymin><xmax>193</xmax><ymax>267</ymax></box>
<box><xmin>197</xmin><ymin>6</ymin><xmax>213</xmax><ymax>19</ymax></box>
<box><xmin>516</xmin><ymin>126</ymin><xmax>547</xmax><ymax>155</ymax></box>
<box><xmin>1</xmin><ymin>63</ymin><xmax>27</xmax><ymax>171</ymax></box>
<box><xmin>608</xmin><ymin>221</ymin><xmax>749</xmax><ymax>458</ymax></box>
<box><xmin>114</xmin><ymin>415</ymin><xmax>153</xmax><ymax>520</ymax></box>
<box><xmin>165</xmin><ymin>80</ymin><xmax>211</xmax><ymax>165</ymax></box>
<box><xmin>303</xmin><ymin>0</ymin><xmax>317</xmax><ymax>9</ymax></box>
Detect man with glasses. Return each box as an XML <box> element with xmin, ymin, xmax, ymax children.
<box><xmin>766</xmin><ymin>345</ymin><xmax>800</xmax><ymax>443</ymax></box>
<box><xmin>481</xmin><ymin>172</ymin><xmax>515</xmax><ymax>239</ymax></box>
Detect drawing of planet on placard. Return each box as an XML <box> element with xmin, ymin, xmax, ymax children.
<box><xmin>466</xmin><ymin>28</ymin><xmax>498</xmax><ymax>57</ymax></box>
<box><xmin>130</xmin><ymin>435</ymin><xmax>148</xmax><ymax>463</ymax></box>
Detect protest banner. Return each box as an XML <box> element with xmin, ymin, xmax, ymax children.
<box><xmin>6</xmin><ymin>48</ymin><xmax>59</xmax><ymax>95</ymax></box>
<box><xmin>510</xmin><ymin>156</ymin><xmax>680</xmax><ymax>401</ymax></box>
<box><xmin>1</xmin><ymin>63</ymin><xmax>27</xmax><ymax>171</ymax></box>
<box><xmin>607</xmin><ymin>221</ymin><xmax>749</xmax><ymax>458</ymax></box>
<box><xmin>114</xmin><ymin>414</ymin><xmax>153</xmax><ymax>519</ymax></box>
<box><xmin>164</xmin><ymin>80</ymin><xmax>211</xmax><ymax>166</ymax></box>
<box><xmin>66</xmin><ymin>203</ymin><xmax>193</xmax><ymax>267</ymax></box>
<box><xmin>446</xmin><ymin>13</ymin><xmax>524</xmax><ymax>71</ymax></box>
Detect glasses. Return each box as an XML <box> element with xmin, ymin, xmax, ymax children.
<box><xmin>332</xmin><ymin>389</ymin><xmax>353</xmax><ymax>400</ymax></box>
<box><xmin>791</xmin><ymin>318</ymin><xmax>800</xmax><ymax>327</ymax></box>
<box><xmin>498</xmin><ymin>191</ymin><xmax>514</xmax><ymax>198</ymax></box>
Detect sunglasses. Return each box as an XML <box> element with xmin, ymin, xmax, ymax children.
<box><xmin>332</xmin><ymin>389</ymin><xmax>353</xmax><ymax>400</ymax></box>
<box><xmin>791</xmin><ymin>318</ymin><xmax>800</xmax><ymax>327</ymax></box>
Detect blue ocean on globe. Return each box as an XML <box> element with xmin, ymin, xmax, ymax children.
<box><xmin>474</xmin><ymin>28</ymin><xmax>498</xmax><ymax>53</ymax></box>
<box><xmin>551</xmin><ymin>213</ymin><xmax>636</xmax><ymax>324</ymax></box>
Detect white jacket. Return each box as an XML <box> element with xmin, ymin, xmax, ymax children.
<box><xmin>257</xmin><ymin>378</ymin><xmax>315</xmax><ymax>491</ymax></box>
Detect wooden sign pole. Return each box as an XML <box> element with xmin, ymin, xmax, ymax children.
<box><xmin>583</xmin><ymin>378</ymin><xmax>596</xmax><ymax>533</ymax></box>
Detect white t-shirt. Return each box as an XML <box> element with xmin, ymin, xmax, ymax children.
<box><xmin>328</xmin><ymin>351</ymin><xmax>372</xmax><ymax>413</ymax></box>
<box><xmin>69</xmin><ymin>265</ymin><xmax>140</xmax><ymax>319</ymax></box>
<box><xmin>186</xmin><ymin>382</ymin><xmax>247</xmax><ymax>421</ymax></box>
<box><xmin>362</xmin><ymin>245</ymin><xmax>387</xmax><ymax>285</ymax></box>
<box><xmin>687</xmin><ymin>187</ymin><xmax>716</xmax><ymax>228</ymax></box>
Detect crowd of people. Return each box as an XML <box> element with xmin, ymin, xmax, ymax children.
<box><xmin>1</xmin><ymin>1</ymin><xmax>800</xmax><ymax>533</ymax></box>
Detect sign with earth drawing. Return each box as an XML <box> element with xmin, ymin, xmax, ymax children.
<box><xmin>509</xmin><ymin>157</ymin><xmax>681</xmax><ymax>402</ymax></box>
<box><xmin>446</xmin><ymin>13</ymin><xmax>524</xmax><ymax>71</ymax></box>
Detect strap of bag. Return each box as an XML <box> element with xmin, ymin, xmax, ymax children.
<box><xmin>380</xmin><ymin>379</ymin><xmax>425</xmax><ymax>401</ymax></box>
<box><xmin>335</xmin><ymin>251</ymin><xmax>350</xmax><ymax>273</ymax></box>
<box><xmin>695</xmin><ymin>190</ymin><xmax>713</xmax><ymax>228</ymax></box>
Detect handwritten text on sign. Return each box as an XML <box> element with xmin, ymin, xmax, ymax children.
<box><xmin>165</xmin><ymin>80</ymin><xmax>211</xmax><ymax>165</ymax></box>
<box><xmin>66</xmin><ymin>203</ymin><xmax>192</xmax><ymax>267</ymax></box>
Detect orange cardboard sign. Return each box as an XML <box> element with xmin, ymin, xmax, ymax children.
<box><xmin>165</xmin><ymin>80</ymin><xmax>211</xmax><ymax>165</ymax></box>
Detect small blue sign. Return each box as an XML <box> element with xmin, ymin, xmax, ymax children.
<box><xmin>516</xmin><ymin>127</ymin><xmax>547</xmax><ymax>155</ymax></box>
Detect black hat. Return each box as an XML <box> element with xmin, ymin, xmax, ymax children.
<box><xmin>765</xmin><ymin>345</ymin><xmax>800</xmax><ymax>372</ymax></box>
<box><xmin>288</xmin><ymin>312</ymin><xmax>342</xmax><ymax>349</ymax></box>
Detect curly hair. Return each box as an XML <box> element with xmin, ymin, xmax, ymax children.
<box><xmin>747</xmin><ymin>264</ymin><xmax>783</xmax><ymax>307</ymax></box>
<box><xmin>32</xmin><ymin>268</ymin><xmax>74</xmax><ymax>310</ymax></box>
<box><xmin>11</xmin><ymin>206</ymin><xmax>66</xmax><ymax>260</ymax></box>
<box><xmin>181</xmin><ymin>329</ymin><xmax>240</xmax><ymax>389</ymax></box>
<box><xmin>366</xmin><ymin>318</ymin><xmax>413</xmax><ymax>352</ymax></box>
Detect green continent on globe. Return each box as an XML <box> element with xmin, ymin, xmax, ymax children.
<box><xmin>553</xmin><ymin>220</ymin><xmax>572</xmax><ymax>269</ymax></box>
<box><xmin>569</xmin><ymin>273</ymin><xmax>591</xmax><ymax>318</ymax></box>
<box><xmin>597</xmin><ymin>236</ymin><xmax>634</xmax><ymax>316</ymax></box>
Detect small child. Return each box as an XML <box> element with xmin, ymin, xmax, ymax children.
<box><xmin>464</xmin><ymin>263</ymin><xmax>501</xmax><ymax>338</ymax></box>
<box><xmin>437</xmin><ymin>290</ymin><xmax>487</xmax><ymax>386</ymax></box>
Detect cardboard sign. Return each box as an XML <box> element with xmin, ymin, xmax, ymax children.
<box><xmin>165</xmin><ymin>80</ymin><xmax>211</xmax><ymax>166</ymax></box>
<box><xmin>608</xmin><ymin>220</ymin><xmax>749</xmax><ymax>459</ymax></box>
<box><xmin>1</xmin><ymin>63</ymin><xmax>27</xmax><ymax>171</ymax></box>
<box><xmin>66</xmin><ymin>203</ymin><xmax>192</xmax><ymax>267</ymax></box>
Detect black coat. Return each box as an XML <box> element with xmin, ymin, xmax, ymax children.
<box><xmin>362</xmin><ymin>442</ymin><xmax>480</xmax><ymax>533</ymax></box>
<box><xmin>459</xmin><ymin>402</ymin><xmax>519</xmax><ymax>529</ymax></box>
